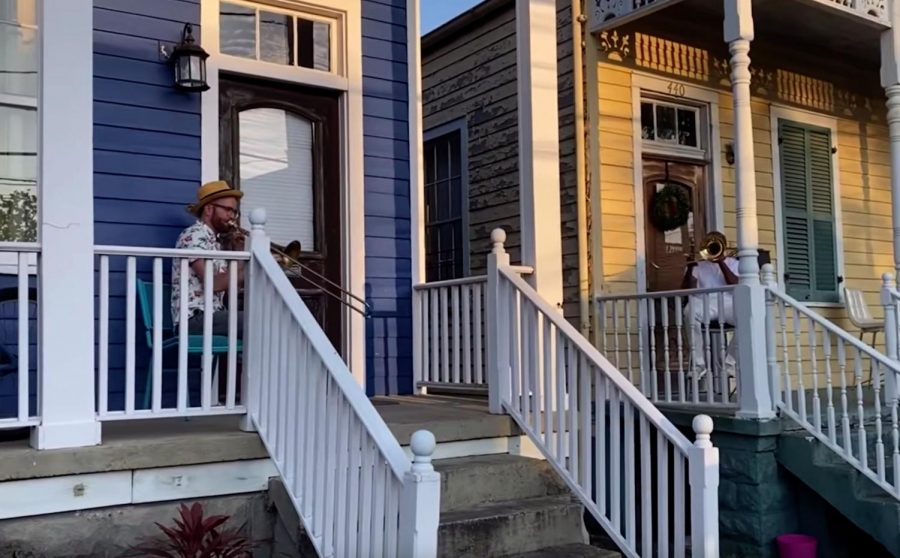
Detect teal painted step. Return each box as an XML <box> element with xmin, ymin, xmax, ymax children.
<box><xmin>777</xmin><ymin>431</ymin><xmax>898</xmax><ymax>555</ymax></box>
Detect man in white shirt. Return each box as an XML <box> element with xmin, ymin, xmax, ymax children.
<box><xmin>681</xmin><ymin>237</ymin><xmax>740</xmax><ymax>378</ymax></box>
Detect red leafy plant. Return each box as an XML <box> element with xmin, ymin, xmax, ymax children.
<box><xmin>125</xmin><ymin>502</ymin><xmax>256</xmax><ymax>558</ymax></box>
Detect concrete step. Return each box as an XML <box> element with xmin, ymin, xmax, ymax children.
<box><xmin>434</xmin><ymin>454</ymin><xmax>568</xmax><ymax>513</ymax></box>
<box><xmin>438</xmin><ymin>494</ymin><xmax>587</xmax><ymax>558</ymax></box>
<box><xmin>504</xmin><ymin>543</ymin><xmax>622</xmax><ymax>557</ymax></box>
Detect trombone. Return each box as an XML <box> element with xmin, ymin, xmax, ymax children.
<box><xmin>686</xmin><ymin>231</ymin><xmax>736</xmax><ymax>264</ymax></box>
<box><xmin>222</xmin><ymin>223</ymin><xmax>371</xmax><ymax>318</ymax></box>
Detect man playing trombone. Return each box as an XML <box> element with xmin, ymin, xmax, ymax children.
<box><xmin>681</xmin><ymin>231</ymin><xmax>739</xmax><ymax>380</ymax></box>
<box><xmin>171</xmin><ymin>180</ymin><xmax>246</xmax><ymax>337</ymax></box>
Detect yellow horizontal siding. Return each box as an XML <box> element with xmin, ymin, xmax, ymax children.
<box><xmin>594</xmin><ymin>62</ymin><xmax>894</xmax><ymax>338</ymax></box>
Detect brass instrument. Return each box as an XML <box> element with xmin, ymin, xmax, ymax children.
<box><xmin>221</xmin><ymin>222</ymin><xmax>371</xmax><ymax>317</ymax></box>
<box><xmin>686</xmin><ymin>231</ymin><xmax>736</xmax><ymax>264</ymax></box>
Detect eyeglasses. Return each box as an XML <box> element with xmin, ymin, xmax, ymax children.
<box><xmin>210</xmin><ymin>203</ymin><xmax>240</xmax><ymax>218</ymax></box>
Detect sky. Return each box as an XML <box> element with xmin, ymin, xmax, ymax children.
<box><xmin>421</xmin><ymin>0</ymin><xmax>485</xmax><ymax>35</ymax></box>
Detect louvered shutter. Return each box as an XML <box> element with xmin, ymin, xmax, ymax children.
<box><xmin>778</xmin><ymin>120</ymin><xmax>839</xmax><ymax>302</ymax></box>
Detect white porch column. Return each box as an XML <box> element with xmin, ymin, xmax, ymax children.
<box><xmin>880</xmin><ymin>6</ymin><xmax>900</xmax><ymax>277</ymax></box>
<box><xmin>724</xmin><ymin>0</ymin><xmax>759</xmax><ymax>285</ymax></box>
<box><xmin>515</xmin><ymin>0</ymin><xmax>564</xmax><ymax>306</ymax></box>
<box><xmin>32</xmin><ymin>0</ymin><xmax>101</xmax><ymax>449</ymax></box>
<box><xmin>724</xmin><ymin>0</ymin><xmax>774</xmax><ymax>419</ymax></box>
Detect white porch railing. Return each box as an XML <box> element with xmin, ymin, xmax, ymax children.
<box><xmin>243</xmin><ymin>210</ymin><xmax>439</xmax><ymax>558</ymax></box>
<box><xmin>765</xmin><ymin>266</ymin><xmax>900</xmax><ymax>500</ymax></box>
<box><xmin>486</xmin><ymin>230</ymin><xmax>719</xmax><ymax>558</ymax></box>
<box><xmin>590</xmin><ymin>0</ymin><xmax>890</xmax><ymax>31</ymax></box>
<box><xmin>94</xmin><ymin>246</ymin><xmax>248</xmax><ymax>419</ymax></box>
<box><xmin>0</xmin><ymin>244</ymin><xmax>39</xmax><ymax>429</ymax></box>
<box><xmin>595</xmin><ymin>287</ymin><xmax>739</xmax><ymax>408</ymax></box>
<box><xmin>412</xmin><ymin>276</ymin><xmax>487</xmax><ymax>392</ymax></box>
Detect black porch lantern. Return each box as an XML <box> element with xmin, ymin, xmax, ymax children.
<box><xmin>171</xmin><ymin>23</ymin><xmax>209</xmax><ymax>92</ymax></box>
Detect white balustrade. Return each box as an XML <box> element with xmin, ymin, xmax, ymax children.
<box><xmin>767</xmin><ymin>266</ymin><xmax>900</xmax><ymax>499</ymax></box>
<box><xmin>592</xmin><ymin>0</ymin><xmax>888</xmax><ymax>30</ymax></box>
<box><xmin>487</xmin><ymin>229</ymin><xmax>719</xmax><ymax>557</ymax></box>
<box><xmin>244</xmin><ymin>209</ymin><xmax>439</xmax><ymax>558</ymax></box>
<box><xmin>595</xmin><ymin>287</ymin><xmax>740</xmax><ymax>407</ymax></box>
<box><xmin>413</xmin><ymin>276</ymin><xmax>487</xmax><ymax>392</ymax></box>
<box><xmin>94</xmin><ymin>246</ymin><xmax>248</xmax><ymax>419</ymax></box>
<box><xmin>0</xmin><ymin>244</ymin><xmax>40</xmax><ymax>429</ymax></box>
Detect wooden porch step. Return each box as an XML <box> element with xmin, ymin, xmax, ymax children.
<box><xmin>505</xmin><ymin>543</ymin><xmax>622</xmax><ymax>557</ymax></box>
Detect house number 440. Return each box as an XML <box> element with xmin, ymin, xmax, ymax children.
<box><xmin>667</xmin><ymin>82</ymin><xmax>686</xmax><ymax>97</ymax></box>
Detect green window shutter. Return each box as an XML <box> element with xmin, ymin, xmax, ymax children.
<box><xmin>778</xmin><ymin>120</ymin><xmax>839</xmax><ymax>303</ymax></box>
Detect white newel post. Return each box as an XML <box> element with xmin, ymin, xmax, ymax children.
<box><xmin>516</xmin><ymin>0</ymin><xmax>564</xmax><ymax>306</ymax></box>
<box><xmin>399</xmin><ymin>430</ymin><xmax>440</xmax><ymax>558</ymax></box>
<box><xmin>724</xmin><ymin>0</ymin><xmax>774</xmax><ymax>419</ymax></box>
<box><xmin>32</xmin><ymin>0</ymin><xmax>101</xmax><ymax>449</ymax></box>
<box><xmin>689</xmin><ymin>414</ymin><xmax>720</xmax><ymax>558</ymax></box>
<box><xmin>881</xmin><ymin>3</ymin><xmax>900</xmax><ymax>277</ymax></box>
<box><xmin>881</xmin><ymin>273</ymin><xmax>899</xmax><ymax>404</ymax></box>
<box><xmin>487</xmin><ymin>229</ymin><xmax>511</xmax><ymax>414</ymax></box>
<box><xmin>240</xmin><ymin>209</ymin><xmax>270</xmax><ymax>432</ymax></box>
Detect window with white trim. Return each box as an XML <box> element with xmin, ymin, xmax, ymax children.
<box><xmin>219</xmin><ymin>1</ymin><xmax>340</xmax><ymax>75</ymax></box>
<box><xmin>640</xmin><ymin>99</ymin><xmax>700</xmax><ymax>149</ymax></box>
<box><xmin>0</xmin><ymin>0</ymin><xmax>37</xmax><ymax>243</ymax></box>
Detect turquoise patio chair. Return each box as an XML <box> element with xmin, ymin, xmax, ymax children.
<box><xmin>136</xmin><ymin>279</ymin><xmax>242</xmax><ymax>409</ymax></box>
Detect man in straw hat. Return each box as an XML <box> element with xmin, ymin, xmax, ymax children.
<box><xmin>171</xmin><ymin>180</ymin><xmax>246</xmax><ymax>337</ymax></box>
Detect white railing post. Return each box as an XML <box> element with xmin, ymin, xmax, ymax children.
<box><xmin>762</xmin><ymin>264</ymin><xmax>780</xmax><ymax>408</ymax></box>
<box><xmin>413</xmin><ymin>286</ymin><xmax>425</xmax><ymax>394</ymax></box>
<box><xmin>733</xmin><ymin>281</ymin><xmax>776</xmax><ymax>418</ymax></box>
<box><xmin>399</xmin><ymin>430</ymin><xmax>440</xmax><ymax>558</ymax></box>
<box><xmin>240</xmin><ymin>208</ymin><xmax>270</xmax><ymax>432</ymax></box>
<box><xmin>33</xmin><ymin>0</ymin><xmax>101</xmax><ymax>449</ymax></box>
<box><xmin>881</xmin><ymin>273</ymin><xmax>899</xmax><ymax>404</ymax></box>
<box><xmin>487</xmin><ymin>228</ymin><xmax>511</xmax><ymax>414</ymax></box>
<box><xmin>689</xmin><ymin>414</ymin><xmax>719</xmax><ymax>558</ymax></box>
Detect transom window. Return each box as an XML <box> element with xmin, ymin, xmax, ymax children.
<box><xmin>220</xmin><ymin>1</ymin><xmax>336</xmax><ymax>73</ymax></box>
<box><xmin>641</xmin><ymin>99</ymin><xmax>700</xmax><ymax>149</ymax></box>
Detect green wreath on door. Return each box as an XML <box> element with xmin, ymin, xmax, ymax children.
<box><xmin>649</xmin><ymin>184</ymin><xmax>692</xmax><ymax>232</ymax></box>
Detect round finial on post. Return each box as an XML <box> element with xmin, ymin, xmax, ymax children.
<box><xmin>883</xmin><ymin>272</ymin><xmax>895</xmax><ymax>287</ymax></box>
<box><xmin>249</xmin><ymin>208</ymin><xmax>267</xmax><ymax>230</ymax></box>
<box><xmin>760</xmin><ymin>263</ymin><xmax>776</xmax><ymax>287</ymax></box>
<box><xmin>410</xmin><ymin>429</ymin><xmax>436</xmax><ymax>471</ymax></box>
<box><xmin>491</xmin><ymin>228</ymin><xmax>507</xmax><ymax>255</ymax></box>
<box><xmin>692</xmin><ymin>414</ymin><xmax>714</xmax><ymax>449</ymax></box>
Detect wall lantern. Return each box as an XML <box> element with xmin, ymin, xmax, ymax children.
<box><xmin>725</xmin><ymin>142</ymin><xmax>735</xmax><ymax>165</ymax></box>
<box><xmin>169</xmin><ymin>23</ymin><xmax>209</xmax><ymax>92</ymax></box>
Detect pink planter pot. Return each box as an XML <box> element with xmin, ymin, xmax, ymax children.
<box><xmin>776</xmin><ymin>534</ymin><xmax>817</xmax><ymax>558</ymax></box>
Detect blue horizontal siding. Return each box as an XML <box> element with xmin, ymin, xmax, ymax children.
<box><xmin>362</xmin><ymin>0</ymin><xmax>411</xmax><ymax>394</ymax></box>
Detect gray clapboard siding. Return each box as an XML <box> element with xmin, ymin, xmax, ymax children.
<box><xmin>422</xmin><ymin>0</ymin><xmax>580</xmax><ymax>325</ymax></box>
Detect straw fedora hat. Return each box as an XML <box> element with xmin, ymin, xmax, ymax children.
<box><xmin>187</xmin><ymin>180</ymin><xmax>243</xmax><ymax>216</ymax></box>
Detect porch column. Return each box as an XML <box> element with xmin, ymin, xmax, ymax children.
<box><xmin>724</xmin><ymin>0</ymin><xmax>774</xmax><ymax>419</ymax></box>
<box><xmin>32</xmin><ymin>0</ymin><xmax>101</xmax><ymax>449</ymax></box>
<box><xmin>515</xmin><ymin>0</ymin><xmax>564</xmax><ymax>307</ymax></box>
<box><xmin>724</xmin><ymin>0</ymin><xmax>759</xmax><ymax>285</ymax></box>
<box><xmin>880</xmin><ymin>8</ymin><xmax>900</xmax><ymax>277</ymax></box>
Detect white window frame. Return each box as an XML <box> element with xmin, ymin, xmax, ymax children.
<box><xmin>630</xmin><ymin>72</ymin><xmax>723</xmax><ymax>294</ymax></box>
<box><xmin>770</xmin><ymin>105</ymin><xmax>845</xmax><ymax>308</ymax></box>
<box><xmin>217</xmin><ymin>0</ymin><xmax>342</xmax><ymax>77</ymax></box>
<box><xmin>640</xmin><ymin>97</ymin><xmax>704</xmax><ymax>156</ymax></box>
<box><xmin>201</xmin><ymin>0</ymin><xmax>365</xmax><ymax>384</ymax></box>
<box><xmin>0</xmin><ymin>7</ymin><xmax>40</xmax><ymax>274</ymax></box>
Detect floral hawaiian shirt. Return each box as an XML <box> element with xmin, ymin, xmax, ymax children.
<box><xmin>171</xmin><ymin>220</ymin><xmax>227</xmax><ymax>325</ymax></box>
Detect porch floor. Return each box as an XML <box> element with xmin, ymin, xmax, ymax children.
<box><xmin>0</xmin><ymin>395</ymin><xmax>519</xmax><ymax>482</ymax></box>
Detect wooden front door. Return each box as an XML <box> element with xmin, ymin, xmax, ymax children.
<box><xmin>219</xmin><ymin>75</ymin><xmax>343</xmax><ymax>350</ymax></box>
<box><xmin>643</xmin><ymin>159</ymin><xmax>707</xmax><ymax>292</ymax></box>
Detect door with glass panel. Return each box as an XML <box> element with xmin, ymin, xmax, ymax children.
<box><xmin>219</xmin><ymin>76</ymin><xmax>342</xmax><ymax>351</ymax></box>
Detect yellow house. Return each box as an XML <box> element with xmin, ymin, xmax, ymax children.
<box><xmin>419</xmin><ymin>1</ymin><xmax>900</xmax><ymax>555</ymax></box>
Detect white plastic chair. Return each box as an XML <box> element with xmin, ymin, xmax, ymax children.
<box><xmin>845</xmin><ymin>287</ymin><xmax>884</xmax><ymax>347</ymax></box>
